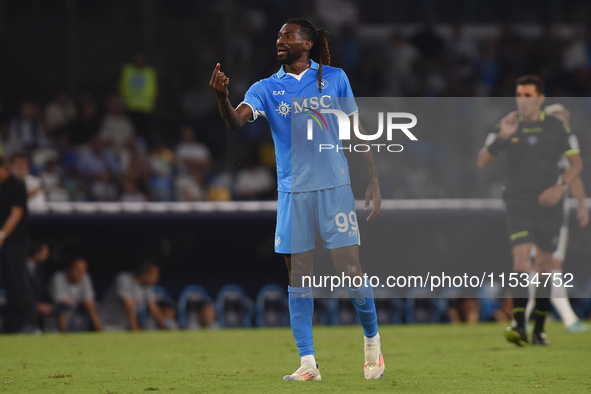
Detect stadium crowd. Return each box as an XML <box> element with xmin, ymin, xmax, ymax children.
<box><xmin>2</xmin><ymin>2</ymin><xmax>591</xmax><ymax>200</ymax></box>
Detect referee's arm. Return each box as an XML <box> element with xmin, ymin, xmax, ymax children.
<box><xmin>478</xmin><ymin>111</ymin><xmax>519</xmax><ymax>169</ymax></box>
<box><xmin>477</xmin><ymin>147</ymin><xmax>496</xmax><ymax>169</ymax></box>
<box><xmin>0</xmin><ymin>206</ymin><xmax>23</xmax><ymax>248</ymax></box>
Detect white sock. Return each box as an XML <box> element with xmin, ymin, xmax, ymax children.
<box><xmin>301</xmin><ymin>355</ymin><xmax>316</xmax><ymax>366</ymax></box>
<box><xmin>364</xmin><ymin>332</ymin><xmax>380</xmax><ymax>345</ymax></box>
<box><xmin>550</xmin><ymin>269</ymin><xmax>578</xmax><ymax>328</ymax></box>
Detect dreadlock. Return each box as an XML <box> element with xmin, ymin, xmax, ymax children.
<box><xmin>285</xmin><ymin>18</ymin><xmax>331</xmax><ymax>92</ymax></box>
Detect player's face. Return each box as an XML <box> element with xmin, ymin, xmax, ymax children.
<box><xmin>276</xmin><ymin>24</ymin><xmax>310</xmax><ymax>65</ymax></box>
<box><xmin>515</xmin><ymin>84</ymin><xmax>545</xmax><ymax>117</ymax></box>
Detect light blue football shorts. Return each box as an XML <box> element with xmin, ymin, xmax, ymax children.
<box><xmin>274</xmin><ymin>185</ymin><xmax>360</xmax><ymax>254</ymax></box>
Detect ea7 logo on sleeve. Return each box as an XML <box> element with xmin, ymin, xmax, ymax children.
<box><xmin>568</xmin><ymin>134</ymin><xmax>579</xmax><ymax>149</ymax></box>
<box><xmin>273</xmin><ymin>91</ymin><xmax>285</xmax><ymax>95</ymax></box>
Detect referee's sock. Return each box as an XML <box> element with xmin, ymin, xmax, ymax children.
<box><xmin>512</xmin><ymin>282</ymin><xmax>530</xmax><ymax>329</ymax></box>
<box><xmin>346</xmin><ymin>279</ymin><xmax>378</xmax><ymax>338</ymax></box>
<box><xmin>288</xmin><ymin>286</ymin><xmax>315</xmax><ymax>359</ymax></box>
<box><xmin>534</xmin><ymin>285</ymin><xmax>551</xmax><ymax>333</ymax></box>
<box><xmin>513</xmin><ymin>298</ymin><xmax>528</xmax><ymax>329</ymax></box>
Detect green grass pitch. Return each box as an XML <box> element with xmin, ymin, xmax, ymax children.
<box><xmin>0</xmin><ymin>321</ymin><xmax>590</xmax><ymax>393</ymax></box>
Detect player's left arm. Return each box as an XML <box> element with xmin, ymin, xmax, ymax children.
<box><xmin>350</xmin><ymin>115</ymin><xmax>381</xmax><ymax>221</ymax></box>
<box><xmin>568</xmin><ymin>175</ymin><xmax>589</xmax><ymax>228</ymax></box>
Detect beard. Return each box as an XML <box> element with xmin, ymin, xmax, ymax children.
<box><xmin>277</xmin><ymin>47</ymin><xmax>303</xmax><ymax>65</ymax></box>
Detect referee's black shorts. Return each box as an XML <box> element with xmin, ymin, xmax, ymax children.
<box><xmin>505</xmin><ymin>197</ymin><xmax>563</xmax><ymax>253</ymax></box>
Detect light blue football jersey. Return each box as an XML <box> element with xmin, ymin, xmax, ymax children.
<box><xmin>240</xmin><ymin>59</ymin><xmax>358</xmax><ymax>192</ymax></box>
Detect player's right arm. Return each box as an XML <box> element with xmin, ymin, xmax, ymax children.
<box><xmin>477</xmin><ymin>111</ymin><xmax>520</xmax><ymax>169</ymax></box>
<box><xmin>210</xmin><ymin>63</ymin><xmax>252</xmax><ymax>130</ymax></box>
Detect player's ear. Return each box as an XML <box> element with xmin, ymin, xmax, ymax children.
<box><xmin>303</xmin><ymin>40</ymin><xmax>313</xmax><ymax>51</ymax></box>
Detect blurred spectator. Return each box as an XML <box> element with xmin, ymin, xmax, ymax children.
<box><xmin>90</xmin><ymin>171</ymin><xmax>119</xmax><ymax>202</ymax></box>
<box><xmin>410</xmin><ymin>18</ymin><xmax>446</xmax><ymax>61</ymax></box>
<box><xmin>0</xmin><ymin>121</ymin><xmax>16</xmax><ymax>156</ymax></box>
<box><xmin>175</xmin><ymin>165</ymin><xmax>208</xmax><ymax>201</ymax></box>
<box><xmin>0</xmin><ymin>156</ymin><xmax>36</xmax><ymax>333</ymax></box>
<box><xmin>493</xmin><ymin>295</ymin><xmax>513</xmax><ymax>322</ymax></box>
<box><xmin>337</xmin><ymin>25</ymin><xmax>360</xmax><ymax>73</ymax></box>
<box><xmin>386</xmin><ymin>33</ymin><xmax>420</xmax><ymax>96</ymax></box>
<box><xmin>45</xmin><ymin>90</ymin><xmax>77</xmax><ymax>135</ymax></box>
<box><xmin>448</xmin><ymin>23</ymin><xmax>478</xmax><ymax>63</ymax></box>
<box><xmin>62</xmin><ymin>168</ymin><xmax>88</xmax><ymax>202</ymax></box>
<box><xmin>26</xmin><ymin>241</ymin><xmax>53</xmax><ymax>330</ymax></box>
<box><xmin>149</xmin><ymin>144</ymin><xmax>175</xmax><ymax>201</ymax></box>
<box><xmin>174</xmin><ymin>125</ymin><xmax>211</xmax><ymax>172</ymax></box>
<box><xmin>199</xmin><ymin>303</ymin><xmax>221</xmax><ymax>330</ymax></box>
<box><xmin>10</xmin><ymin>153</ymin><xmax>46</xmax><ymax>205</ymax></box>
<box><xmin>50</xmin><ymin>257</ymin><xmax>102</xmax><ymax>332</ymax></box>
<box><xmin>121</xmin><ymin>175</ymin><xmax>147</xmax><ymax>202</ymax></box>
<box><xmin>234</xmin><ymin>157</ymin><xmax>274</xmax><ymax>200</ymax></box>
<box><xmin>77</xmin><ymin>136</ymin><xmax>120</xmax><ymax>180</ymax></box>
<box><xmin>562</xmin><ymin>29</ymin><xmax>588</xmax><ymax>74</ymax></box>
<box><xmin>120</xmin><ymin>50</ymin><xmax>158</xmax><ymax>145</ymax></box>
<box><xmin>70</xmin><ymin>93</ymin><xmax>100</xmax><ymax>145</ymax></box>
<box><xmin>39</xmin><ymin>159</ymin><xmax>69</xmax><ymax>202</ymax></box>
<box><xmin>448</xmin><ymin>298</ymin><xmax>480</xmax><ymax>324</ymax></box>
<box><xmin>119</xmin><ymin>137</ymin><xmax>150</xmax><ymax>199</ymax></box>
<box><xmin>9</xmin><ymin>101</ymin><xmax>50</xmax><ymax>155</ymax></box>
<box><xmin>99</xmin><ymin>261</ymin><xmax>172</xmax><ymax>331</ymax></box>
<box><xmin>99</xmin><ymin>96</ymin><xmax>135</xmax><ymax>150</ymax></box>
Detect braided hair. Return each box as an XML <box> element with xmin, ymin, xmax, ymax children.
<box><xmin>285</xmin><ymin>18</ymin><xmax>330</xmax><ymax>92</ymax></box>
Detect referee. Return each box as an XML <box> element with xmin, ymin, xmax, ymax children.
<box><xmin>0</xmin><ymin>155</ymin><xmax>35</xmax><ymax>333</ymax></box>
<box><xmin>477</xmin><ymin>75</ymin><xmax>583</xmax><ymax>346</ymax></box>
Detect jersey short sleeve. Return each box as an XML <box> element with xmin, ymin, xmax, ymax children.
<box><xmin>50</xmin><ymin>272</ymin><xmax>69</xmax><ymax>303</ymax></box>
<box><xmin>338</xmin><ymin>69</ymin><xmax>358</xmax><ymax>116</ymax></box>
<box><xmin>559</xmin><ymin>124</ymin><xmax>580</xmax><ymax>157</ymax></box>
<box><xmin>240</xmin><ymin>81</ymin><xmax>266</xmax><ymax>121</ymax></box>
<box><xmin>81</xmin><ymin>274</ymin><xmax>95</xmax><ymax>301</ymax></box>
<box><xmin>116</xmin><ymin>272</ymin><xmax>135</xmax><ymax>299</ymax></box>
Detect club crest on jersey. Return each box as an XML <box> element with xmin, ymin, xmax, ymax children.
<box><xmin>528</xmin><ymin>135</ymin><xmax>538</xmax><ymax>145</ymax></box>
<box><xmin>316</xmin><ymin>79</ymin><xmax>328</xmax><ymax>89</ymax></box>
<box><xmin>275</xmin><ymin>101</ymin><xmax>291</xmax><ymax>118</ymax></box>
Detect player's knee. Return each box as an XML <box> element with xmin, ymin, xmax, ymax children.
<box><xmin>290</xmin><ymin>259</ymin><xmax>312</xmax><ymax>278</ymax></box>
<box><xmin>511</xmin><ymin>244</ymin><xmax>532</xmax><ymax>272</ymax></box>
<box><xmin>512</xmin><ymin>253</ymin><xmax>531</xmax><ymax>272</ymax></box>
<box><xmin>513</xmin><ymin>259</ymin><xmax>530</xmax><ymax>273</ymax></box>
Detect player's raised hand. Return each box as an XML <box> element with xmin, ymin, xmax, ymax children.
<box><xmin>498</xmin><ymin>111</ymin><xmax>520</xmax><ymax>139</ymax></box>
<box><xmin>210</xmin><ymin>63</ymin><xmax>230</xmax><ymax>101</ymax></box>
<box><xmin>365</xmin><ymin>181</ymin><xmax>381</xmax><ymax>221</ymax></box>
